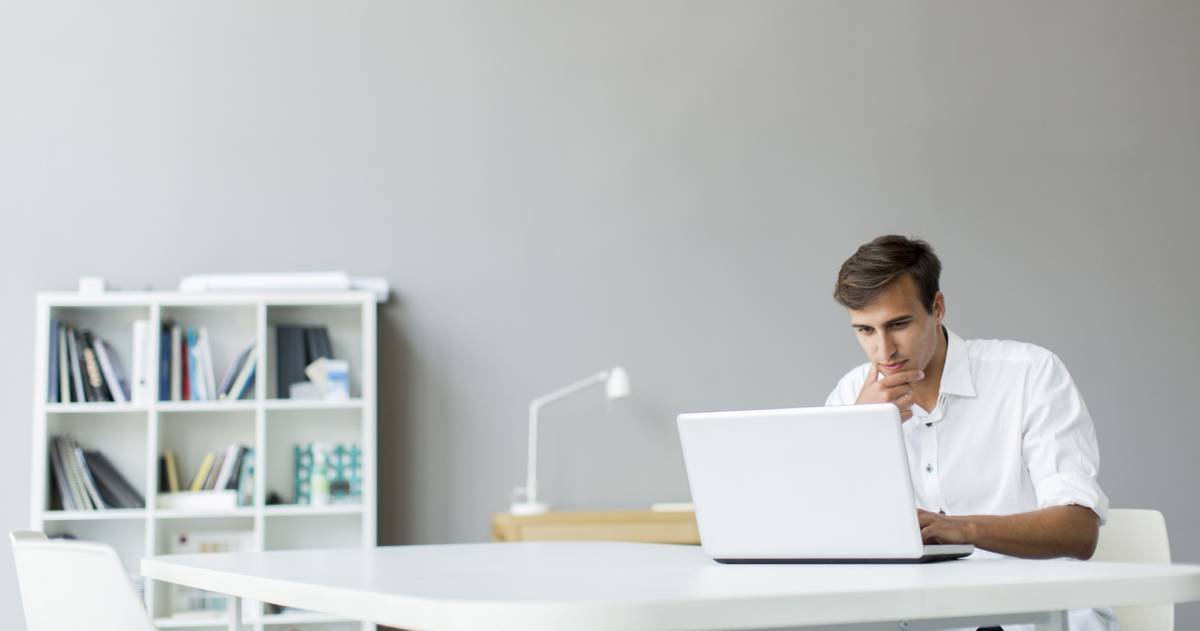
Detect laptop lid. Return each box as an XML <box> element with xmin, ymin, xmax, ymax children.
<box><xmin>677</xmin><ymin>404</ymin><xmax>926</xmax><ymax>560</ymax></box>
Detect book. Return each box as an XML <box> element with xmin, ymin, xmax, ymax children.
<box><xmin>164</xmin><ymin>449</ymin><xmax>181</xmax><ymax>493</ymax></box>
<box><xmin>82</xmin><ymin>331</ymin><xmax>113</xmax><ymax>402</ymax></box>
<box><xmin>228</xmin><ymin>347</ymin><xmax>257</xmax><ymax>401</ymax></box>
<box><xmin>95</xmin><ymin>339</ymin><xmax>128</xmax><ymax>403</ymax></box>
<box><xmin>170</xmin><ymin>324</ymin><xmax>182</xmax><ymax>401</ymax></box>
<box><xmin>218</xmin><ymin>343</ymin><xmax>253</xmax><ymax>399</ymax></box>
<box><xmin>67</xmin><ymin>328</ymin><xmax>85</xmax><ymax>402</ymax></box>
<box><xmin>56</xmin><ymin>436</ymin><xmax>93</xmax><ymax>510</ymax></box>
<box><xmin>212</xmin><ymin>444</ymin><xmax>240</xmax><ymax>492</ymax></box>
<box><xmin>188</xmin><ymin>452</ymin><xmax>216</xmax><ymax>492</ymax></box>
<box><xmin>181</xmin><ymin>327</ymin><xmax>192</xmax><ymax>401</ymax></box>
<box><xmin>276</xmin><ymin>326</ymin><xmax>307</xmax><ymax>399</ymax></box>
<box><xmin>223</xmin><ymin>446</ymin><xmax>248</xmax><ymax>490</ymax></box>
<box><xmin>203</xmin><ymin>451</ymin><xmax>225</xmax><ymax>490</ymax></box>
<box><xmin>58</xmin><ymin>325</ymin><xmax>69</xmax><ymax>403</ymax></box>
<box><xmin>74</xmin><ymin>445</ymin><xmax>108</xmax><ymax>509</ymax></box>
<box><xmin>48</xmin><ymin>436</ymin><xmax>76</xmax><ymax>510</ymax></box>
<box><xmin>132</xmin><ymin>319</ymin><xmax>151</xmax><ymax>404</ymax></box>
<box><xmin>85</xmin><ymin>450</ymin><xmax>145</xmax><ymax>508</ymax></box>
<box><xmin>159</xmin><ymin>324</ymin><xmax>171</xmax><ymax>401</ymax></box>
<box><xmin>48</xmin><ymin>318</ymin><xmax>59</xmax><ymax>403</ymax></box>
<box><xmin>196</xmin><ymin>327</ymin><xmax>216</xmax><ymax>402</ymax></box>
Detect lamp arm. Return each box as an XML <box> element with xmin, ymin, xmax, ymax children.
<box><xmin>524</xmin><ymin>371</ymin><xmax>609</xmax><ymax>506</ymax></box>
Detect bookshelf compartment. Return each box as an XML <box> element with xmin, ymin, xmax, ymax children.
<box><xmin>264</xmin><ymin>409</ymin><xmax>362</xmax><ymax>507</ymax></box>
<box><xmin>263</xmin><ymin>513</ymin><xmax>361</xmax><ymax>551</ymax></box>
<box><xmin>158</xmin><ymin>304</ymin><xmax>259</xmax><ymax>403</ymax></box>
<box><xmin>152</xmin><ymin>517</ymin><xmax>256</xmax><ymax>622</ymax></box>
<box><xmin>265</xmin><ymin>304</ymin><xmax>363</xmax><ymax>399</ymax></box>
<box><xmin>157</xmin><ymin>411</ymin><xmax>256</xmax><ymax>501</ymax></box>
<box><xmin>45</xmin><ymin>411</ymin><xmax>148</xmax><ymax>512</ymax></box>
<box><xmin>46</xmin><ymin>305</ymin><xmax>150</xmax><ymax>405</ymax></box>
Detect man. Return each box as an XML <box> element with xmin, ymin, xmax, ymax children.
<box><xmin>825</xmin><ymin>235</ymin><xmax>1115</xmax><ymax>631</ymax></box>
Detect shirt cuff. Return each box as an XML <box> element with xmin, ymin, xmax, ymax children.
<box><xmin>1034</xmin><ymin>473</ymin><xmax>1110</xmax><ymax>526</ymax></box>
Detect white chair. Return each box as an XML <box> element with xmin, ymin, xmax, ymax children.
<box><xmin>10</xmin><ymin>530</ymin><xmax>155</xmax><ymax>631</ymax></box>
<box><xmin>1091</xmin><ymin>509</ymin><xmax>1173</xmax><ymax>631</ymax></box>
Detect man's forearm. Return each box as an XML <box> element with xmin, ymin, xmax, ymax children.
<box><xmin>963</xmin><ymin>505</ymin><xmax>1099</xmax><ymax>560</ymax></box>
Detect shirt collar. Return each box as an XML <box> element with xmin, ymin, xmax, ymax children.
<box><xmin>939</xmin><ymin>326</ymin><xmax>977</xmax><ymax>398</ymax></box>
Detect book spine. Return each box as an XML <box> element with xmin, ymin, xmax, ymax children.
<box><xmin>74</xmin><ymin>445</ymin><xmax>107</xmax><ymax>509</ymax></box>
<box><xmin>229</xmin><ymin>347</ymin><xmax>257</xmax><ymax>401</ymax></box>
<box><xmin>165</xmin><ymin>449</ymin><xmax>180</xmax><ymax>493</ymax></box>
<box><xmin>48</xmin><ymin>318</ymin><xmax>59</xmax><ymax>403</ymax></box>
<box><xmin>48</xmin><ymin>437</ymin><xmax>76</xmax><ymax>510</ymax></box>
<box><xmin>58</xmin><ymin>326</ymin><xmax>70</xmax><ymax>404</ymax></box>
<box><xmin>170</xmin><ymin>325</ymin><xmax>182</xmax><ymax>401</ymax></box>
<box><xmin>94</xmin><ymin>339</ymin><xmax>127</xmax><ymax>404</ymax></box>
<box><xmin>189</xmin><ymin>452</ymin><xmax>215</xmax><ymax>492</ymax></box>
<box><xmin>58</xmin><ymin>436</ymin><xmax>93</xmax><ymax>509</ymax></box>
<box><xmin>67</xmin><ymin>328</ymin><xmax>85</xmax><ymax>402</ymax></box>
<box><xmin>159</xmin><ymin>325</ymin><xmax>170</xmax><ymax>401</ymax></box>
<box><xmin>185</xmin><ymin>327</ymin><xmax>197</xmax><ymax>401</ymax></box>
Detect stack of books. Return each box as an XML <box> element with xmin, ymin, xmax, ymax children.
<box><xmin>47</xmin><ymin>319</ymin><xmax>131</xmax><ymax>404</ymax></box>
<box><xmin>158</xmin><ymin>323</ymin><xmax>256</xmax><ymax>402</ymax></box>
<box><xmin>49</xmin><ymin>435</ymin><xmax>145</xmax><ymax>510</ymax></box>
<box><xmin>158</xmin><ymin>445</ymin><xmax>254</xmax><ymax>509</ymax></box>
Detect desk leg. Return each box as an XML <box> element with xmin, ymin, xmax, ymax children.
<box><xmin>1033</xmin><ymin>610</ymin><xmax>1067</xmax><ymax>631</ymax></box>
<box><xmin>228</xmin><ymin>595</ymin><xmax>242</xmax><ymax>631</ymax></box>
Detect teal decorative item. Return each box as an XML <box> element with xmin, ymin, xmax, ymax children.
<box><xmin>294</xmin><ymin>443</ymin><xmax>362</xmax><ymax>505</ymax></box>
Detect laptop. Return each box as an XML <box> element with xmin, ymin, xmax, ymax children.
<box><xmin>677</xmin><ymin>403</ymin><xmax>973</xmax><ymax>563</ymax></box>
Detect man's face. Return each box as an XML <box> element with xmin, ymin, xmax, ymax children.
<box><xmin>847</xmin><ymin>274</ymin><xmax>945</xmax><ymax>377</ymax></box>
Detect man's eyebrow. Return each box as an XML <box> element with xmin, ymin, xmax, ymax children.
<box><xmin>850</xmin><ymin>315</ymin><xmax>914</xmax><ymax>329</ymax></box>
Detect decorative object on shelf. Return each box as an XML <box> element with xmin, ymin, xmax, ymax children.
<box><xmin>301</xmin><ymin>357</ymin><xmax>351</xmax><ymax>400</ymax></box>
<box><xmin>294</xmin><ymin>442</ymin><xmax>362</xmax><ymax>505</ymax></box>
<box><xmin>510</xmin><ymin>366</ymin><xmax>632</xmax><ymax>516</ymax></box>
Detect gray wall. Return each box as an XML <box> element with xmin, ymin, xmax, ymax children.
<box><xmin>3</xmin><ymin>1</ymin><xmax>1199</xmax><ymax>628</ymax></box>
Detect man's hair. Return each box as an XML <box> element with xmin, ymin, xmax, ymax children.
<box><xmin>833</xmin><ymin>235</ymin><xmax>942</xmax><ymax>313</ymax></box>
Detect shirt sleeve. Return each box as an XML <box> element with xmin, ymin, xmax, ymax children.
<box><xmin>825</xmin><ymin>364</ymin><xmax>870</xmax><ymax>406</ymax></box>
<box><xmin>1021</xmin><ymin>351</ymin><xmax>1110</xmax><ymax>525</ymax></box>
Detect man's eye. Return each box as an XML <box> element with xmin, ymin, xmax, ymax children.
<box><xmin>889</xmin><ymin>322</ymin><xmax>908</xmax><ymax>329</ymax></box>
<box><xmin>857</xmin><ymin>329</ymin><xmax>873</xmax><ymax>335</ymax></box>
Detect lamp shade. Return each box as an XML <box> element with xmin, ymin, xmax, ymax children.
<box><xmin>605</xmin><ymin>366</ymin><xmax>631</xmax><ymax>399</ymax></box>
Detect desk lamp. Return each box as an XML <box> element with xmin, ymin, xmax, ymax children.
<box><xmin>510</xmin><ymin>366</ymin><xmax>631</xmax><ymax>516</ymax></box>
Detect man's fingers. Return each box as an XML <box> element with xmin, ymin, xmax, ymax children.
<box><xmin>881</xmin><ymin>369</ymin><xmax>924</xmax><ymax>387</ymax></box>
<box><xmin>869</xmin><ymin>364</ymin><xmax>882</xmax><ymax>384</ymax></box>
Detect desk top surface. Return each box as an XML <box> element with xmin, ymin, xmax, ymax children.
<box><xmin>142</xmin><ymin>541</ymin><xmax>1200</xmax><ymax>631</ymax></box>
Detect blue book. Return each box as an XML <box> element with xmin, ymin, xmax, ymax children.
<box><xmin>48</xmin><ymin>318</ymin><xmax>59</xmax><ymax>403</ymax></box>
<box><xmin>186</xmin><ymin>327</ymin><xmax>198</xmax><ymax>400</ymax></box>
<box><xmin>159</xmin><ymin>325</ymin><xmax>171</xmax><ymax>401</ymax></box>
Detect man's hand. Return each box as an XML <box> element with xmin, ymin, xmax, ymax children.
<box><xmin>855</xmin><ymin>365</ymin><xmax>924</xmax><ymax>421</ymax></box>
<box><xmin>917</xmin><ymin>508</ymin><xmax>974</xmax><ymax>545</ymax></box>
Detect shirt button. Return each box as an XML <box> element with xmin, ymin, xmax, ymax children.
<box><xmin>925</xmin><ymin>422</ymin><xmax>932</xmax><ymax>427</ymax></box>
<box><xmin>925</xmin><ymin>464</ymin><xmax>934</xmax><ymax>473</ymax></box>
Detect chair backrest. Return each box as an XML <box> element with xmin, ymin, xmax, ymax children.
<box><xmin>1091</xmin><ymin>509</ymin><xmax>1173</xmax><ymax>631</ymax></box>
<box><xmin>10</xmin><ymin>530</ymin><xmax>155</xmax><ymax>631</ymax></box>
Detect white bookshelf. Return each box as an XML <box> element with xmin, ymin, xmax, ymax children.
<box><xmin>30</xmin><ymin>291</ymin><xmax>377</xmax><ymax>631</ymax></box>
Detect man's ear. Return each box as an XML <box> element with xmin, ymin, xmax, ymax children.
<box><xmin>933</xmin><ymin>292</ymin><xmax>945</xmax><ymax>324</ymax></box>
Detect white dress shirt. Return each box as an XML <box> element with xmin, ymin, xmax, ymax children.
<box><xmin>826</xmin><ymin>326</ymin><xmax>1116</xmax><ymax>631</ymax></box>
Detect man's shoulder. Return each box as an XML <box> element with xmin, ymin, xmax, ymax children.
<box><xmin>963</xmin><ymin>335</ymin><xmax>1058</xmax><ymax>368</ymax></box>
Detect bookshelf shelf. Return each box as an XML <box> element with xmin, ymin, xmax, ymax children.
<box><xmin>263</xmin><ymin>398</ymin><xmax>363</xmax><ymax>411</ymax></box>
<box><xmin>262</xmin><ymin>504</ymin><xmax>363</xmax><ymax>517</ymax></box>
<box><xmin>155</xmin><ymin>508</ymin><xmax>256</xmax><ymax>520</ymax></box>
<box><xmin>42</xmin><ymin>509</ymin><xmax>148</xmax><ymax>521</ymax></box>
<box><xmin>31</xmin><ymin>290</ymin><xmax>377</xmax><ymax>631</ymax></box>
<box><xmin>157</xmin><ymin>401</ymin><xmax>258</xmax><ymax>413</ymax></box>
<box><xmin>46</xmin><ymin>403</ymin><xmax>150</xmax><ymax>414</ymax></box>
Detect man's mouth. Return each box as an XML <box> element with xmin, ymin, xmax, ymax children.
<box><xmin>883</xmin><ymin>361</ymin><xmax>906</xmax><ymax>371</ymax></box>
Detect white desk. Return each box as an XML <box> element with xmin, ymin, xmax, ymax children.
<box><xmin>141</xmin><ymin>541</ymin><xmax>1200</xmax><ymax>631</ymax></box>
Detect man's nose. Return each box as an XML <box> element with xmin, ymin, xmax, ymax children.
<box><xmin>878</xmin><ymin>334</ymin><xmax>897</xmax><ymax>360</ymax></box>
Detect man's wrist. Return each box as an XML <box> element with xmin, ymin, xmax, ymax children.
<box><xmin>962</xmin><ymin>516</ymin><xmax>982</xmax><ymax>545</ymax></box>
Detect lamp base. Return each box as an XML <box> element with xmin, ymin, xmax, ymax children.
<box><xmin>509</xmin><ymin>501</ymin><xmax>550</xmax><ymax>516</ymax></box>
